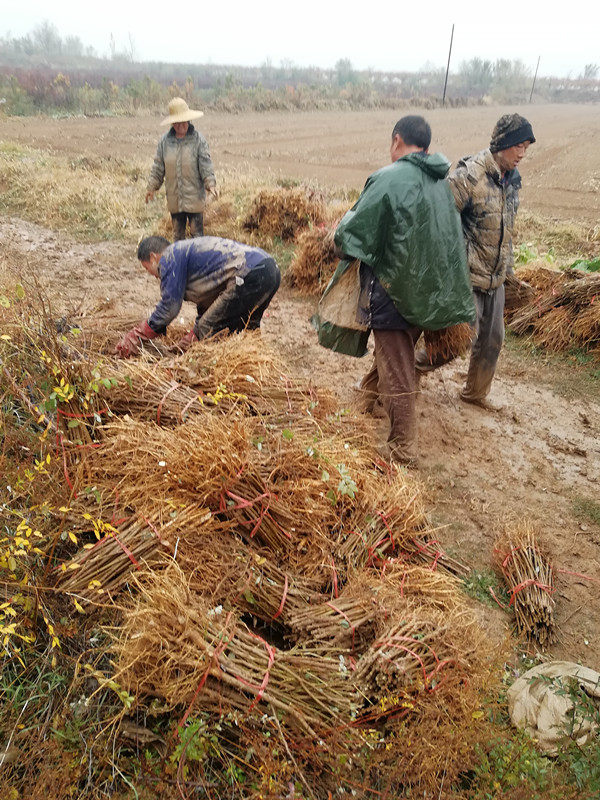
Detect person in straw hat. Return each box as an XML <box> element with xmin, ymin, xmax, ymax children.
<box><xmin>145</xmin><ymin>97</ymin><xmax>218</xmax><ymax>240</ymax></box>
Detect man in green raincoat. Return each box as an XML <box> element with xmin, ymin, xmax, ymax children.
<box><xmin>319</xmin><ymin>116</ymin><xmax>474</xmax><ymax>464</ymax></box>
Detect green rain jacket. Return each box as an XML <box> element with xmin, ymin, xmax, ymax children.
<box><xmin>315</xmin><ymin>152</ymin><xmax>475</xmax><ymax>356</ymax></box>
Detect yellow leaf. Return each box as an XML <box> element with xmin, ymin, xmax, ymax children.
<box><xmin>73</xmin><ymin>600</ymin><xmax>85</xmax><ymax>614</ymax></box>
<box><xmin>68</xmin><ymin>532</ymin><xmax>78</xmax><ymax>544</ymax></box>
<box><xmin>68</xmin><ymin>562</ymin><xmax>81</xmax><ymax>570</ymax></box>
<box><xmin>472</xmin><ymin>711</ymin><xmax>484</xmax><ymax>720</ymax></box>
<box><xmin>82</xmin><ymin>544</ymin><xmax>94</xmax><ymax>550</ymax></box>
<box><xmin>59</xmin><ymin>507</ymin><xmax>71</xmax><ymax>513</ymax></box>
<box><xmin>0</xmin><ymin>334</ymin><xmax>11</xmax><ymax>340</ymax></box>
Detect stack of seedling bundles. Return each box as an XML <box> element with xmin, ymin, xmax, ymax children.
<box><xmin>286</xmin><ymin>224</ymin><xmax>338</xmax><ymax>295</ymax></box>
<box><xmin>4</xmin><ymin>304</ymin><xmax>495</xmax><ymax>797</ymax></box>
<box><xmin>508</xmin><ymin>269</ymin><xmax>600</xmax><ymax>355</ymax></box>
<box><xmin>1</xmin><ymin>275</ymin><xmax>498</xmax><ymax>796</ymax></box>
<box><xmin>46</xmin><ymin>325</ymin><xmax>496</xmax><ymax>795</ymax></box>
<box><xmin>242</xmin><ymin>186</ymin><xmax>325</xmax><ymax>239</ymax></box>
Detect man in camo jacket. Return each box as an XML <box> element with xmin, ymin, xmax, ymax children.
<box><xmin>416</xmin><ymin>113</ymin><xmax>535</xmax><ymax>409</ymax></box>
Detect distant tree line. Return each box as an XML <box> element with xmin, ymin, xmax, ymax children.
<box><xmin>0</xmin><ymin>23</ymin><xmax>598</xmax><ymax>116</ymax></box>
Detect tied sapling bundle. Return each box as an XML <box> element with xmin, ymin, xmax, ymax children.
<box><xmin>496</xmin><ymin>524</ymin><xmax>556</xmax><ymax>647</ymax></box>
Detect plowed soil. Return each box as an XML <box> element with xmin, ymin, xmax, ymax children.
<box><xmin>2</xmin><ymin>103</ymin><xmax>600</xmax><ymax>222</ymax></box>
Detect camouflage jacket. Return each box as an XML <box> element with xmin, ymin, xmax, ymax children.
<box><xmin>146</xmin><ymin>124</ymin><xmax>216</xmax><ymax>214</ymax></box>
<box><xmin>448</xmin><ymin>148</ymin><xmax>521</xmax><ymax>291</ymax></box>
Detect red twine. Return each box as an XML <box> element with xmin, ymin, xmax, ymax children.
<box><xmin>272</xmin><ymin>574</ymin><xmax>289</xmax><ymax>620</ymax></box>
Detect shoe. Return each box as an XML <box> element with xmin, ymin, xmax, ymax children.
<box><xmin>376</xmin><ymin>442</ymin><xmax>418</xmax><ymax>468</ymax></box>
<box><xmin>459</xmin><ymin>394</ymin><xmax>504</xmax><ymax>412</ymax></box>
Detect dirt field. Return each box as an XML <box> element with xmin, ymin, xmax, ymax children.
<box><xmin>1</xmin><ymin>104</ymin><xmax>599</xmax><ymax>669</ymax></box>
<box><xmin>2</xmin><ymin>103</ymin><xmax>600</xmax><ymax>223</ymax></box>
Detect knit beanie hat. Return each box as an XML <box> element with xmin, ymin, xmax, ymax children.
<box><xmin>490</xmin><ymin>114</ymin><xmax>535</xmax><ymax>153</ymax></box>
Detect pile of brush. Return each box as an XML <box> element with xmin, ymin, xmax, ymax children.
<box><xmin>507</xmin><ymin>269</ymin><xmax>600</xmax><ymax>355</ymax></box>
<box><xmin>286</xmin><ymin>224</ymin><xmax>338</xmax><ymax>295</ymax></box>
<box><xmin>495</xmin><ymin>524</ymin><xmax>556</xmax><ymax>647</ymax></box>
<box><xmin>113</xmin><ymin>560</ymin><xmax>493</xmax><ymax>793</ymax></box>
<box><xmin>242</xmin><ymin>187</ymin><xmax>324</xmax><ymax>239</ymax></box>
<box><xmin>3</xmin><ymin>279</ymin><xmax>500</xmax><ymax>798</ymax></box>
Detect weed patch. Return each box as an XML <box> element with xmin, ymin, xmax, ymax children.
<box><xmin>573</xmin><ymin>497</ymin><xmax>600</xmax><ymax>527</ymax></box>
<box><xmin>462</xmin><ymin>568</ymin><xmax>509</xmax><ymax>608</ymax></box>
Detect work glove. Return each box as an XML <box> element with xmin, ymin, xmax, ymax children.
<box><xmin>174</xmin><ymin>328</ymin><xmax>199</xmax><ymax>352</ymax></box>
<box><xmin>114</xmin><ymin>320</ymin><xmax>158</xmax><ymax>359</ymax></box>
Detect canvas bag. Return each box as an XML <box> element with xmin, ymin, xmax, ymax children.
<box><xmin>312</xmin><ymin>259</ymin><xmax>370</xmax><ymax>358</ymax></box>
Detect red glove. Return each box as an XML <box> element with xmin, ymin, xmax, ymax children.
<box><xmin>114</xmin><ymin>320</ymin><xmax>158</xmax><ymax>358</ymax></box>
<box><xmin>175</xmin><ymin>328</ymin><xmax>199</xmax><ymax>352</ymax></box>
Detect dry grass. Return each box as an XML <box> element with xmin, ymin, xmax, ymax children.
<box><xmin>516</xmin><ymin>210</ymin><xmax>600</xmax><ymax>258</ymax></box>
<box><xmin>0</xmin><ymin>142</ymin><xmax>158</xmax><ymax>241</ymax></box>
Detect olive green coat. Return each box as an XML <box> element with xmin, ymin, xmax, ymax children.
<box><xmin>147</xmin><ymin>124</ymin><xmax>216</xmax><ymax>214</ymax></box>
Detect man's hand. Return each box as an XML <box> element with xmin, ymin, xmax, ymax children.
<box><xmin>205</xmin><ymin>184</ymin><xmax>219</xmax><ymax>202</ymax></box>
<box><xmin>114</xmin><ymin>321</ymin><xmax>158</xmax><ymax>359</ymax></box>
<box><xmin>174</xmin><ymin>328</ymin><xmax>199</xmax><ymax>353</ymax></box>
<box><xmin>145</xmin><ymin>191</ymin><xmax>155</xmax><ymax>204</ymax></box>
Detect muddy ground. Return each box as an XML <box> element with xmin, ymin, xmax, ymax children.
<box><xmin>2</xmin><ymin>103</ymin><xmax>600</xmax><ymax>223</ymax></box>
<box><xmin>2</xmin><ymin>209</ymin><xmax>599</xmax><ymax>669</ymax></box>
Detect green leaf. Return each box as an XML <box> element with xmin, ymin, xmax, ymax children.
<box><xmin>14</xmin><ymin>283</ymin><xmax>25</xmax><ymax>300</ymax></box>
<box><xmin>321</xmin><ymin>470</ymin><xmax>330</xmax><ymax>482</ymax></box>
<box><xmin>570</xmin><ymin>257</ymin><xmax>600</xmax><ymax>273</ymax></box>
<box><xmin>243</xmin><ymin>590</ymin><xmax>255</xmax><ymax>605</ymax></box>
<box><xmin>67</xmin><ymin>419</ymin><xmax>80</xmax><ymax>428</ymax></box>
<box><xmin>282</xmin><ymin>428</ymin><xmax>294</xmax><ymax>440</ymax></box>
<box><xmin>0</xmin><ymin>296</ymin><xmax>10</xmax><ymax>308</ymax></box>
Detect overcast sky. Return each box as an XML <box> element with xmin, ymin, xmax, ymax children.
<box><xmin>2</xmin><ymin>0</ymin><xmax>599</xmax><ymax>77</ymax></box>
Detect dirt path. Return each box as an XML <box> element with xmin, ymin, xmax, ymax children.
<box><xmin>3</xmin><ymin>216</ymin><xmax>599</xmax><ymax>667</ymax></box>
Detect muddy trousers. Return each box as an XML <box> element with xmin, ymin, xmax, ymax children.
<box><xmin>194</xmin><ymin>258</ymin><xmax>281</xmax><ymax>339</ymax></box>
<box><xmin>171</xmin><ymin>212</ymin><xmax>204</xmax><ymax>241</ymax></box>
<box><xmin>415</xmin><ymin>285</ymin><xmax>505</xmax><ymax>402</ymax></box>
<box><xmin>359</xmin><ymin>327</ymin><xmax>422</xmax><ymax>459</ymax></box>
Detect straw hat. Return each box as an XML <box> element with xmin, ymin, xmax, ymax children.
<box><xmin>161</xmin><ymin>97</ymin><xmax>204</xmax><ymax>126</ymax></box>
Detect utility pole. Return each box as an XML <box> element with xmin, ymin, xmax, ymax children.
<box><xmin>529</xmin><ymin>56</ymin><xmax>540</xmax><ymax>103</ymax></box>
<box><xmin>442</xmin><ymin>24</ymin><xmax>455</xmax><ymax>106</ymax></box>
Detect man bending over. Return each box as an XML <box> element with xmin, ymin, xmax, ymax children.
<box><xmin>115</xmin><ymin>236</ymin><xmax>280</xmax><ymax>358</ymax></box>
